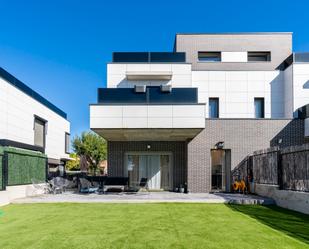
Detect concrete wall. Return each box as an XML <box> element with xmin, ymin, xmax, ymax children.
<box><xmin>255</xmin><ymin>184</ymin><xmax>309</xmax><ymax>214</ymax></box>
<box><xmin>0</xmin><ymin>77</ymin><xmax>70</xmax><ymax>160</ymax></box>
<box><xmin>187</xmin><ymin>119</ymin><xmax>305</xmax><ymax>193</ymax></box>
<box><xmin>0</xmin><ymin>184</ymin><xmax>45</xmax><ymax>206</ymax></box>
<box><xmin>175</xmin><ymin>33</ymin><xmax>292</xmax><ymax>71</ymax></box>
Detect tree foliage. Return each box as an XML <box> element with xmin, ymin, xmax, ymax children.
<box><xmin>72</xmin><ymin>131</ymin><xmax>107</xmax><ymax>175</ymax></box>
<box><xmin>65</xmin><ymin>153</ymin><xmax>80</xmax><ymax>171</ymax></box>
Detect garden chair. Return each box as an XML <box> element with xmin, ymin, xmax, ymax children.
<box><xmin>79</xmin><ymin>178</ymin><xmax>98</xmax><ymax>193</ymax></box>
<box><xmin>138</xmin><ymin>178</ymin><xmax>149</xmax><ymax>192</ymax></box>
<box><xmin>31</xmin><ymin>178</ymin><xmax>52</xmax><ymax>194</ymax></box>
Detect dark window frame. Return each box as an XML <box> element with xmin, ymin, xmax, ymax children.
<box><xmin>198</xmin><ymin>52</ymin><xmax>222</xmax><ymax>62</ymax></box>
<box><xmin>209</xmin><ymin>97</ymin><xmax>219</xmax><ymax>118</ymax></box>
<box><xmin>65</xmin><ymin>132</ymin><xmax>70</xmax><ymax>154</ymax></box>
<box><xmin>248</xmin><ymin>51</ymin><xmax>271</xmax><ymax>62</ymax></box>
<box><xmin>254</xmin><ymin>98</ymin><xmax>265</xmax><ymax>118</ymax></box>
<box><xmin>33</xmin><ymin>115</ymin><xmax>47</xmax><ymax>149</ymax></box>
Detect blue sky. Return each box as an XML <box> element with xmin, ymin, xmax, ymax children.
<box><xmin>1</xmin><ymin>0</ymin><xmax>309</xmax><ymax>137</ymax></box>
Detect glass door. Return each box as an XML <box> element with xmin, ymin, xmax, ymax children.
<box><xmin>125</xmin><ymin>153</ymin><xmax>172</xmax><ymax>190</ymax></box>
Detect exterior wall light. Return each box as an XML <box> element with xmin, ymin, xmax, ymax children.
<box><xmin>215</xmin><ymin>141</ymin><xmax>224</xmax><ymax>149</ymax></box>
<box><xmin>147</xmin><ymin>144</ymin><xmax>151</xmax><ymax>149</ymax></box>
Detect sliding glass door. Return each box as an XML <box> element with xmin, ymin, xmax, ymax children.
<box><xmin>125</xmin><ymin>153</ymin><xmax>172</xmax><ymax>190</ymax></box>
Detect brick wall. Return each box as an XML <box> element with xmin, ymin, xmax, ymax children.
<box><xmin>107</xmin><ymin>141</ymin><xmax>187</xmax><ymax>189</ymax></box>
<box><xmin>187</xmin><ymin>119</ymin><xmax>306</xmax><ymax>193</ymax></box>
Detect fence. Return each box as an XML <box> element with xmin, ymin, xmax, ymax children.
<box><xmin>232</xmin><ymin>144</ymin><xmax>309</xmax><ymax>192</ymax></box>
<box><xmin>0</xmin><ymin>146</ymin><xmax>47</xmax><ymax>190</ymax></box>
<box><xmin>0</xmin><ymin>147</ymin><xmax>3</xmax><ymax>190</ymax></box>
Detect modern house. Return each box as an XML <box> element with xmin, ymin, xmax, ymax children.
<box><xmin>90</xmin><ymin>33</ymin><xmax>309</xmax><ymax>193</ymax></box>
<box><xmin>0</xmin><ymin>67</ymin><xmax>70</xmax><ymax>173</ymax></box>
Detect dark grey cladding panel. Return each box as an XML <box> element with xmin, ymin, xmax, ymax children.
<box><xmin>294</xmin><ymin>53</ymin><xmax>309</xmax><ymax>62</ymax></box>
<box><xmin>97</xmin><ymin>86</ymin><xmax>198</xmax><ymax>104</ymax></box>
<box><xmin>112</xmin><ymin>52</ymin><xmax>186</xmax><ymax>63</ymax></box>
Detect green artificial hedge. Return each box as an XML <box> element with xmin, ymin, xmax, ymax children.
<box><xmin>4</xmin><ymin>147</ymin><xmax>47</xmax><ymax>186</ymax></box>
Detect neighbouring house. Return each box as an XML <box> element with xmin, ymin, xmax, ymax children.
<box><xmin>90</xmin><ymin>32</ymin><xmax>309</xmax><ymax>193</ymax></box>
<box><xmin>0</xmin><ymin>67</ymin><xmax>70</xmax><ymax>203</ymax></box>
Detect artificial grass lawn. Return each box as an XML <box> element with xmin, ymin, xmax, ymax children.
<box><xmin>0</xmin><ymin>204</ymin><xmax>308</xmax><ymax>249</ymax></box>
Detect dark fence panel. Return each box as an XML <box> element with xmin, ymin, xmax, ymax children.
<box><xmin>233</xmin><ymin>145</ymin><xmax>309</xmax><ymax>192</ymax></box>
<box><xmin>252</xmin><ymin>149</ymin><xmax>279</xmax><ymax>185</ymax></box>
<box><xmin>0</xmin><ymin>147</ymin><xmax>3</xmax><ymax>190</ymax></box>
<box><xmin>281</xmin><ymin>146</ymin><xmax>309</xmax><ymax>192</ymax></box>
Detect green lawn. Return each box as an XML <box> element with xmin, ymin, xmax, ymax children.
<box><xmin>0</xmin><ymin>203</ymin><xmax>308</xmax><ymax>249</ymax></box>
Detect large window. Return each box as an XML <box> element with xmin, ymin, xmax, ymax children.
<box><xmin>65</xmin><ymin>132</ymin><xmax>70</xmax><ymax>154</ymax></box>
<box><xmin>34</xmin><ymin>116</ymin><xmax>46</xmax><ymax>148</ymax></box>
<box><xmin>209</xmin><ymin>98</ymin><xmax>219</xmax><ymax>118</ymax></box>
<box><xmin>254</xmin><ymin>98</ymin><xmax>265</xmax><ymax>118</ymax></box>
<box><xmin>198</xmin><ymin>52</ymin><xmax>221</xmax><ymax>62</ymax></box>
<box><xmin>248</xmin><ymin>52</ymin><xmax>271</xmax><ymax>62</ymax></box>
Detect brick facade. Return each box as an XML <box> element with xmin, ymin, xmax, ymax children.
<box><xmin>187</xmin><ymin>119</ymin><xmax>306</xmax><ymax>193</ymax></box>
<box><xmin>107</xmin><ymin>119</ymin><xmax>306</xmax><ymax>193</ymax></box>
<box><xmin>107</xmin><ymin>141</ymin><xmax>187</xmax><ymax>189</ymax></box>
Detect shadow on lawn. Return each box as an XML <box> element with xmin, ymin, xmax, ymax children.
<box><xmin>227</xmin><ymin>204</ymin><xmax>309</xmax><ymax>245</ymax></box>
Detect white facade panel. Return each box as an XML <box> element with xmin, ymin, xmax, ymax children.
<box><xmin>90</xmin><ymin>104</ymin><xmax>205</xmax><ymax>129</ymax></box>
<box><xmin>0</xmin><ymin>77</ymin><xmax>70</xmax><ymax>160</ymax></box>
<box><xmin>292</xmin><ymin>64</ymin><xmax>309</xmax><ymax>113</ymax></box>
<box><xmin>221</xmin><ymin>52</ymin><xmax>247</xmax><ymax>62</ymax></box>
<box><xmin>107</xmin><ymin>63</ymin><xmax>192</xmax><ymax>89</ymax></box>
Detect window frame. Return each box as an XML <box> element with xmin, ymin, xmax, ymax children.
<box><xmin>65</xmin><ymin>132</ymin><xmax>70</xmax><ymax>154</ymax></box>
<box><xmin>33</xmin><ymin>115</ymin><xmax>47</xmax><ymax>149</ymax></box>
<box><xmin>198</xmin><ymin>52</ymin><xmax>222</xmax><ymax>62</ymax></box>
<box><xmin>254</xmin><ymin>98</ymin><xmax>265</xmax><ymax>118</ymax></box>
<box><xmin>247</xmin><ymin>51</ymin><xmax>271</xmax><ymax>62</ymax></box>
<box><xmin>209</xmin><ymin>97</ymin><xmax>219</xmax><ymax>118</ymax></box>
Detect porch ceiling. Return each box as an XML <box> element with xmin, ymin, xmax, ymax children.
<box><xmin>92</xmin><ymin>128</ymin><xmax>203</xmax><ymax>141</ymax></box>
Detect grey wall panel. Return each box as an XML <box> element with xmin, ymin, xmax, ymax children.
<box><xmin>176</xmin><ymin>34</ymin><xmax>292</xmax><ymax>71</ymax></box>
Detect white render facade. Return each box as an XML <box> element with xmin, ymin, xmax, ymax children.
<box><xmin>90</xmin><ymin>33</ymin><xmax>309</xmax><ymax>193</ymax></box>
<box><xmin>0</xmin><ymin>67</ymin><xmax>70</xmax><ymax>165</ymax></box>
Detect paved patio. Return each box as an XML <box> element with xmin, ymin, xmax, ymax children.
<box><xmin>12</xmin><ymin>191</ymin><xmax>275</xmax><ymax>205</ymax></box>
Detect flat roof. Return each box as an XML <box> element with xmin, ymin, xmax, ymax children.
<box><xmin>176</xmin><ymin>32</ymin><xmax>293</xmax><ymax>35</ymax></box>
<box><xmin>0</xmin><ymin>67</ymin><xmax>67</xmax><ymax>119</ymax></box>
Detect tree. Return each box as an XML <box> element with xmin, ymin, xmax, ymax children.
<box><xmin>65</xmin><ymin>153</ymin><xmax>80</xmax><ymax>171</ymax></box>
<box><xmin>72</xmin><ymin>131</ymin><xmax>107</xmax><ymax>175</ymax></box>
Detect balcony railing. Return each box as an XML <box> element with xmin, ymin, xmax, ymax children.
<box><xmin>112</xmin><ymin>52</ymin><xmax>186</xmax><ymax>63</ymax></box>
<box><xmin>97</xmin><ymin>86</ymin><xmax>198</xmax><ymax>105</ymax></box>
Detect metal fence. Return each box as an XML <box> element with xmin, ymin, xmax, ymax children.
<box><xmin>232</xmin><ymin>145</ymin><xmax>309</xmax><ymax>192</ymax></box>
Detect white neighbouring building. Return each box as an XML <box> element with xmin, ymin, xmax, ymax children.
<box><xmin>90</xmin><ymin>33</ymin><xmax>309</xmax><ymax>193</ymax></box>
<box><xmin>0</xmin><ymin>67</ymin><xmax>71</xmax><ymax>169</ymax></box>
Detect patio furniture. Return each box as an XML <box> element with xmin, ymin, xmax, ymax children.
<box><xmin>79</xmin><ymin>178</ymin><xmax>99</xmax><ymax>193</ymax></box>
<box><xmin>31</xmin><ymin>178</ymin><xmax>52</xmax><ymax>194</ymax></box>
<box><xmin>103</xmin><ymin>177</ymin><xmax>129</xmax><ymax>193</ymax></box>
<box><xmin>138</xmin><ymin>178</ymin><xmax>148</xmax><ymax>192</ymax></box>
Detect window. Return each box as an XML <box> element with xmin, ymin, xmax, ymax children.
<box><xmin>209</xmin><ymin>98</ymin><xmax>219</xmax><ymax>118</ymax></box>
<box><xmin>198</xmin><ymin>52</ymin><xmax>221</xmax><ymax>62</ymax></box>
<box><xmin>34</xmin><ymin>116</ymin><xmax>46</xmax><ymax>148</ymax></box>
<box><xmin>248</xmin><ymin>52</ymin><xmax>271</xmax><ymax>62</ymax></box>
<box><xmin>65</xmin><ymin>132</ymin><xmax>70</xmax><ymax>154</ymax></box>
<box><xmin>254</xmin><ymin>98</ymin><xmax>265</xmax><ymax>118</ymax></box>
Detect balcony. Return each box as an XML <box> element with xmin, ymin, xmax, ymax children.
<box><xmin>97</xmin><ymin>86</ymin><xmax>198</xmax><ymax>104</ymax></box>
<box><xmin>112</xmin><ymin>52</ymin><xmax>186</xmax><ymax>63</ymax></box>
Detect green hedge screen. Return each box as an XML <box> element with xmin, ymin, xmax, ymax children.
<box><xmin>5</xmin><ymin>147</ymin><xmax>47</xmax><ymax>186</ymax></box>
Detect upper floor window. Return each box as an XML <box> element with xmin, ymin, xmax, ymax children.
<box><xmin>254</xmin><ymin>98</ymin><xmax>265</xmax><ymax>118</ymax></box>
<box><xmin>34</xmin><ymin>116</ymin><xmax>46</xmax><ymax>148</ymax></box>
<box><xmin>248</xmin><ymin>52</ymin><xmax>271</xmax><ymax>62</ymax></box>
<box><xmin>198</xmin><ymin>52</ymin><xmax>221</xmax><ymax>62</ymax></box>
<box><xmin>209</xmin><ymin>98</ymin><xmax>219</xmax><ymax>118</ymax></box>
<box><xmin>65</xmin><ymin>132</ymin><xmax>70</xmax><ymax>154</ymax></box>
